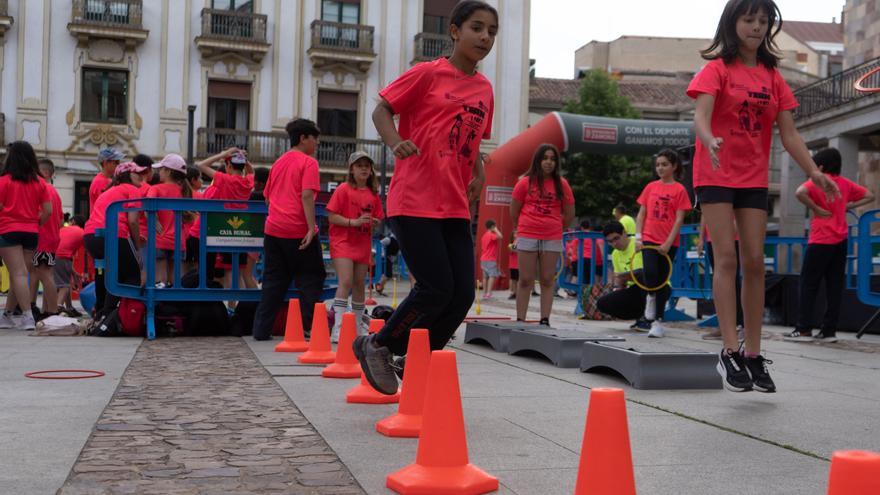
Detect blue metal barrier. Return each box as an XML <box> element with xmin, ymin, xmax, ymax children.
<box><xmin>102</xmin><ymin>198</ymin><xmax>338</xmax><ymax>340</ymax></box>
<box><xmin>665</xmin><ymin>224</ymin><xmax>712</xmax><ymax>322</ymax></box>
<box><xmin>763</xmin><ymin>237</ymin><xmax>808</xmax><ymax>273</ymax></box>
<box><xmin>559</xmin><ymin>230</ymin><xmax>609</xmax><ymax>315</ymax></box>
<box><xmin>857</xmin><ymin>210</ymin><xmax>880</xmax><ymax>308</ymax></box>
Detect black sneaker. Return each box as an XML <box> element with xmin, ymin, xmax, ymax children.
<box><xmin>352</xmin><ymin>334</ymin><xmax>399</xmax><ymax>395</ymax></box>
<box><xmin>630</xmin><ymin>317</ymin><xmax>650</xmax><ymax>332</ymax></box>
<box><xmin>783</xmin><ymin>329</ymin><xmax>813</xmax><ymax>342</ymax></box>
<box><xmin>813</xmin><ymin>330</ymin><xmax>838</xmax><ymax>343</ymax></box>
<box><xmin>717</xmin><ymin>349</ymin><xmax>753</xmax><ymax>392</ymax></box>
<box><xmin>391</xmin><ymin>355</ymin><xmax>406</xmax><ymax>380</ymax></box>
<box><xmin>743</xmin><ymin>355</ymin><xmax>776</xmax><ymax>393</ymax></box>
<box><xmin>539</xmin><ymin>317</ymin><xmax>550</xmax><ymax>327</ymax></box>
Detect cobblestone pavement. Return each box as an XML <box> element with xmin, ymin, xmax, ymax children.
<box><xmin>57</xmin><ymin>337</ymin><xmax>365</xmax><ymax>495</ymax></box>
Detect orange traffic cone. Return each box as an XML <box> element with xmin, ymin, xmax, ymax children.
<box><xmin>298</xmin><ymin>303</ymin><xmax>336</xmax><ymax>364</ymax></box>
<box><xmin>322</xmin><ymin>312</ymin><xmax>361</xmax><ymax>378</ymax></box>
<box><xmin>274</xmin><ymin>299</ymin><xmax>308</xmax><ymax>352</ymax></box>
<box><xmin>827</xmin><ymin>450</ymin><xmax>880</xmax><ymax>494</ymax></box>
<box><xmin>346</xmin><ymin>319</ymin><xmax>399</xmax><ymax>404</ymax></box>
<box><xmin>574</xmin><ymin>388</ymin><xmax>636</xmax><ymax>495</ymax></box>
<box><xmin>376</xmin><ymin>328</ymin><xmax>430</xmax><ymax>437</ymax></box>
<box><xmin>386</xmin><ymin>350</ymin><xmax>498</xmax><ymax>494</ymax></box>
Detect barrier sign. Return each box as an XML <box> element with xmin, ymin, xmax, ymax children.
<box><xmin>206</xmin><ymin>213</ymin><xmax>264</xmax><ymax>247</ymax></box>
<box><xmin>485</xmin><ymin>186</ymin><xmax>514</xmax><ymax>206</ymax></box>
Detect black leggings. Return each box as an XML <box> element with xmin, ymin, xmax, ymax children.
<box><xmin>796</xmin><ymin>241</ymin><xmax>847</xmax><ymax>332</ymax></box>
<box><xmin>642</xmin><ymin>242</ymin><xmax>677</xmax><ymax>320</ymax></box>
<box><xmin>376</xmin><ymin>217</ymin><xmax>474</xmax><ymax>356</ymax></box>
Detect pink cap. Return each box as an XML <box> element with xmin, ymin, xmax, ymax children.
<box><xmin>114</xmin><ymin>161</ymin><xmax>148</xmax><ymax>176</ymax></box>
<box><xmin>153</xmin><ymin>153</ymin><xmax>187</xmax><ymax>173</ymax></box>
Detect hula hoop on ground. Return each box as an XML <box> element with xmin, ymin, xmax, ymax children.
<box><xmin>24</xmin><ymin>370</ymin><xmax>106</xmax><ymax>380</ymax></box>
<box><xmin>854</xmin><ymin>66</ymin><xmax>880</xmax><ymax>94</ymax></box>
<box><xmin>629</xmin><ymin>245</ymin><xmax>672</xmax><ymax>292</ymax></box>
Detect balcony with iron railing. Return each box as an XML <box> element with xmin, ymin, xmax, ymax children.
<box><xmin>413</xmin><ymin>32</ymin><xmax>452</xmax><ymax>63</ymax></box>
<box><xmin>68</xmin><ymin>0</ymin><xmax>148</xmax><ymax>46</ymax></box>
<box><xmin>196</xmin><ymin>128</ymin><xmax>392</xmax><ymax>173</ymax></box>
<box><xmin>0</xmin><ymin>0</ymin><xmax>13</xmax><ymax>39</ymax></box>
<box><xmin>195</xmin><ymin>8</ymin><xmax>270</xmax><ymax>62</ymax></box>
<box><xmin>793</xmin><ymin>57</ymin><xmax>880</xmax><ymax>122</ymax></box>
<box><xmin>308</xmin><ymin>20</ymin><xmax>376</xmax><ymax>72</ymax></box>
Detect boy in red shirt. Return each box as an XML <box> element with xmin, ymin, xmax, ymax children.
<box><xmin>252</xmin><ymin>119</ymin><xmax>326</xmax><ymax>341</ymax></box>
<box><xmin>787</xmin><ymin>148</ymin><xmax>873</xmax><ymax>343</ymax></box>
<box><xmin>479</xmin><ymin>219</ymin><xmax>502</xmax><ymax>299</ymax></box>
<box><xmin>55</xmin><ymin>215</ymin><xmax>87</xmax><ymax>317</ymax></box>
<box><xmin>89</xmin><ymin>148</ymin><xmax>124</xmax><ymax>213</ymax></box>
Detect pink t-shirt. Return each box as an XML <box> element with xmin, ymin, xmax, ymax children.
<box><xmin>147</xmin><ymin>183</ymin><xmax>184</xmax><ymax>250</ymax></box>
<box><xmin>189</xmin><ymin>187</ymin><xmax>214</xmax><ymax>239</ymax></box>
<box><xmin>89</xmin><ymin>173</ymin><xmax>112</xmax><ymax>212</ymax></box>
<box><xmin>0</xmin><ymin>175</ymin><xmax>50</xmax><ymax>234</ymax></box>
<box><xmin>137</xmin><ymin>183</ymin><xmax>152</xmax><ymax>242</ymax></box>
<box><xmin>85</xmin><ymin>184</ymin><xmax>141</xmax><ymax>239</ymax></box>
<box><xmin>512</xmin><ymin>177</ymin><xmax>575</xmax><ymax>240</ymax></box>
<box><xmin>56</xmin><ymin>225</ymin><xmax>85</xmax><ymax>259</ymax></box>
<box><xmin>566</xmin><ymin>236</ymin><xmax>604</xmax><ymax>263</ymax></box>
<box><xmin>264</xmin><ymin>150</ymin><xmax>321</xmax><ymax>239</ymax></box>
<box><xmin>637</xmin><ymin>180</ymin><xmax>692</xmax><ymax>247</ymax></box>
<box><xmin>326</xmin><ymin>183</ymin><xmax>385</xmax><ymax>264</ymax></box>
<box><xmin>380</xmin><ymin>58</ymin><xmax>494</xmax><ymax>219</ymax></box>
<box><xmin>211</xmin><ymin>172</ymin><xmax>254</xmax><ymax>201</ymax></box>
<box><xmin>804</xmin><ymin>174</ymin><xmax>867</xmax><ymax>245</ymax></box>
<box><xmin>37</xmin><ymin>182</ymin><xmax>64</xmax><ymax>253</ymax></box>
<box><xmin>687</xmin><ymin>59</ymin><xmax>797</xmax><ymax>189</ymax></box>
<box><xmin>480</xmin><ymin>230</ymin><xmax>499</xmax><ymax>262</ymax></box>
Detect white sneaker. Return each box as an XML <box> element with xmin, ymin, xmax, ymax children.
<box><xmin>0</xmin><ymin>312</ymin><xmax>15</xmax><ymax>329</ymax></box>
<box><xmin>330</xmin><ymin>311</ymin><xmax>342</xmax><ymax>344</ymax></box>
<box><xmin>358</xmin><ymin>312</ymin><xmax>371</xmax><ymax>336</ymax></box>
<box><xmin>648</xmin><ymin>321</ymin><xmax>665</xmax><ymax>338</ymax></box>
<box><xmin>12</xmin><ymin>313</ymin><xmax>36</xmax><ymax>331</ymax></box>
<box><xmin>644</xmin><ymin>294</ymin><xmax>656</xmax><ymax>320</ymax></box>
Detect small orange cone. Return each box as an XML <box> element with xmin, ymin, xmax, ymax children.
<box><xmin>827</xmin><ymin>450</ymin><xmax>880</xmax><ymax>494</ymax></box>
<box><xmin>298</xmin><ymin>303</ymin><xmax>336</xmax><ymax>364</ymax></box>
<box><xmin>274</xmin><ymin>299</ymin><xmax>308</xmax><ymax>352</ymax></box>
<box><xmin>346</xmin><ymin>319</ymin><xmax>399</xmax><ymax>404</ymax></box>
<box><xmin>322</xmin><ymin>312</ymin><xmax>361</xmax><ymax>378</ymax></box>
<box><xmin>376</xmin><ymin>328</ymin><xmax>430</xmax><ymax>437</ymax></box>
<box><xmin>386</xmin><ymin>350</ymin><xmax>498</xmax><ymax>494</ymax></box>
<box><xmin>574</xmin><ymin>388</ymin><xmax>636</xmax><ymax>495</ymax></box>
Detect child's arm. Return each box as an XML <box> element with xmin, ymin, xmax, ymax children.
<box><xmin>562</xmin><ymin>202</ymin><xmax>575</xmax><ymax>233</ymax></box>
<box><xmin>196</xmin><ymin>147</ymin><xmax>238</xmax><ymax>179</ymax></box>
<box><xmin>492</xmin><ymin>226</ymin><xmax>502</xmax><ymax>238</ymax></box>
<box><xmin>694</xmin><ymin>94</ymin><xmax>722</xmax><ymax>169</ymax></box>
<box><xmin>127</xmin><ymin>212</ymin><xmax>140</xmax><ymax>249</ymax></box>
<box><xmin>634</xmin><ymin>205</ymin><xmax>646</xmax><ymax>250</ymax></box>
<box><xmin>777</xmin><ymin>112</ymin><xmax>841</xmax><ymax>201</ymax></box>
<box><xmin>510</xmin><ymin>199</ymin><xmax>523</xmax><ymax>232</ymax></box>
<box><xmin>795</xmin><ymin>184</ymin><xmax>831</xmax><ymax>218</ymax></box>
<box><xmin>299</xmin><ymin>189</ymin><xmax>316</xmax><ymax>250</ymax></box>
<box><xmin>660</xmin><ymin>210</ymin><xmax>686</xmax><ymax>255</ymax></box>
<box><xmin>372</xmin><ymin>98</ymin><xmax>419</xmax><ymax>159</ymax></box>
<box><xmin>38</xmin><ymin>201</ymin><xmax>52</xmax><ymax>226</ymax></box>
<box><xmin>848</xmin><ymin>189</ymin><xmax>875</xmax><ymax>210</ymax></box>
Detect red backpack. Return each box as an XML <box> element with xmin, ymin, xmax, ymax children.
<box><xmin>119</xmin><ymin>299</ymin><xmax>146</xmax><ymax>337</ymax></box>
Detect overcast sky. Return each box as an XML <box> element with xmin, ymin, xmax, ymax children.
<box><xmin>529</xmin><ymin>0</ymin><xmax>846</xmax><ymax>79</ymax></box>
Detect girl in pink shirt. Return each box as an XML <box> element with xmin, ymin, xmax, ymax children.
<box><xmin>0</xmin><ymin>141</ymin><xmax>52</xmax><ymax>331</ymax></box>
<box><xmin>635</xmin><ymin>149</ymin><xmax>692</xmax><ymax>338</ymax></box>
<box><xmin>689</xmin><ymin>0</ymin><xmax>840</xmax><ymax>393</ymax></box>
<box><xmin>326</xmin><ymin>152</ymin><xmax>384</xmax><ymax>342</ymax></box>
<box><xmin>510</xmin><ymin>144</ymin><xmax>575</xmax><ymax>326</ymax></box>
<box><xmin>355</xmin><ymin>1</ymin><xmax>498</xmax><ymax>395</ymax></box>
<box><xmin>147</xmin><ymin>154</ymin><xmax>193</xmax><ymax>286</ymax></box>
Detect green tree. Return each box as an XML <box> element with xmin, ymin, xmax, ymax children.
<box><xmin>561</xmin><ymin>69</ymin><xmax>654</xmax><ymax>223</ymax></box>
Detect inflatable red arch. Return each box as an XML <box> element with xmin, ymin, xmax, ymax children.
<box><xmin>475</xmin><ymin>112</ymin><xmax>695</xmax><ymax>289</ymax></box>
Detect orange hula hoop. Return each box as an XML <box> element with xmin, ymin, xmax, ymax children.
<box><xmin>854</xmin><ymin>66</ymin><xmax>880</xmax><ymax>94</ymax></box>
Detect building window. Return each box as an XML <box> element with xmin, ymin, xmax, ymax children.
<box><xmin>206</xmin><ymin>80</ymin><xmax>251</xmax><ymax>152</ymax></box>
<box><xmin>74</xmin><ymin>180</ymin><xmax>91</xmax><ymax>216</ymax></box>
<box><xmin>81</xmin><ymin>68</ymin><xmax>128</xmax><ymax>125</ymax></box>
<box><xmin>423</xmin><ymin>0</ymin><xmax>457</xmax><ymax>33</ymax></box>
<box><xmin>83</xmin><ymin>0</ymin><xmax>132</xmax><ymax>24</ymax></box>
<box><xmin>321</xmin><ymin>0</ymin><xmax>360</xmax><ymax>24</ymax></box>
<box><xmin>211</xmin><ymin>0</ymin><xmax>253</xmax><ymax>12</ymax></box>
<box><xmin>317</xmin><ymin>90</ymin><xmax>358</xmax><ymax>137</ymax></box>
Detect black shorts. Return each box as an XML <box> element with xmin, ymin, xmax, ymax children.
<box><xmin>33</xmin><ymin>251</ymin><xmax>56</xmax><ymax>267</ymax></box>
<box><xmin>695</xmin><ymin>186</ymin><xmax>768</xmax><ymax>210</ymax></box>
<box><xmin>0</xmin><ymin>232</ymin><xmax>39</xmax><ymax>250</ymax></box>
<box><xmin>510</xmin><ymin>268</ymin><xmax>519</xmax><ymax>281</ymax></box>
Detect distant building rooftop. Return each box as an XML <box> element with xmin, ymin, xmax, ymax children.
<box><xmin>781</xmin><ymin>20</ymin><xmax>843</xmax><ymax>46</ymax></box>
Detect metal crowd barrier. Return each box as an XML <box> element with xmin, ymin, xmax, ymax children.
<box><xmin>101</xmin><ymin>198</ymin><xmax>345</xmax><ymax>340</ymax></box>
<box><xmin>856</xmin><ymin>210</ymin><xmax>880</xmax><ymax>338</ymax></box>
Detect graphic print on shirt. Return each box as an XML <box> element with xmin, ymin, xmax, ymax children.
<box><xmin>356</xmin><ymin>200</ymin><xmax>374</xmax><ymax>235</ymax></box>
<box><xmin>651</xmin><ymin>193</ymin><xmax>674</xmax><ymax>222</ymax></box>
<box><xmin>732</xmin><ymin>84</ymin><xmax>770</xmax><ymax>137</ymax></box>
<box><xmin>530</xmin><ymin>184</ymin><xmax>558</xmax><ymax>216</ymax></box>
<box><xmin>444</xmin><ymin>94</ymin><xmax>489</xmax><ymax>162</ymax></box>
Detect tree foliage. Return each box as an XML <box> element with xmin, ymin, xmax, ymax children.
<box><xmin>561</xmin><ymin>70</ymin><xmax>654</xmax><ymax>224</ymax></box>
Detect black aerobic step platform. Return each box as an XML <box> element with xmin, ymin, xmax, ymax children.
<box><xmin>580</xmin><ymin>341</ymin><xmax>722</xmax><ymax>390</ymax></box>
<box><xmin>506</xmin><ymin>327</ymin><xmax>626</xmax><ymax>368</ymax></box>
<box><xmin>463</xmin><ymin>321</ymin><xmax>541</xmax><ymax>352</ymax></box>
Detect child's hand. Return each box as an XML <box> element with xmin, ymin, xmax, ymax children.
<box><xmin>392</xmin><ymin>140</ymin><xmax>420</xmax><ymax>159</ymax></box>
<box><xmin>810</xmin><ymin>171</ymin><xmax>841</xmax><ymax>202</ymax></box>
<box><xmin>708</xmin><ymin>137</ymin><xmax>723</xmax><ymax>169</ymax></box>
<box><xmin>813</xmin><ymin>207</ymin><xmax>832</xmax><ymax>218</ymax></box>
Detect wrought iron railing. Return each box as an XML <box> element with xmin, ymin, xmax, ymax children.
<box><xmin>793</xmin><ymin>57</ymin><xmax>880</xmax><ymax>120</ymax></box>
<box><xmin>197</xmin><ymin>128</ymin><xmax>289</xmax><ymax>164</ymax></box>
<box><xmin>310</xmin><ymin>20</ymin><xmax>374</xmax><ymax>54</ymax></box>
<box><xmin>200</xmin><ymin>8</ymin><xmax>267</xmax><ymax>43</ymax></box>
<box><xmin>71</xmin><ymin>0</ymin><xmax>143</xmax><ymax>28</ymax></box>
<box><xmin>315</xmin><ymin>135</ymin><xmax>390</xmax><ymax>171</ymax></box>
<box><xmin>414</xmin><ymin>32</ymin><xmax>452</xmax><ymax>62</ymax></box>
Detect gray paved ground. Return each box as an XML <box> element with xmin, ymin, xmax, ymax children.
<box><xmin>3</xmin><ymin>288</ymin><xmax>880</xmax><ymax>494</ymax></box>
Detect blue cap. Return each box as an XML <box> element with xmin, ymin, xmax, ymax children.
<box><xmin>97</xmin><ymin>147</ymin><xmax>124</xmax><ymax>162</ymax></box>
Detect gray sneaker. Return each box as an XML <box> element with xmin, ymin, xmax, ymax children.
<box><xmin>352</xmin><ymin>334</ymin><xmax>399</xmax><ymax>395</ymax></box>
<box><xmin>0</xmin><ymin>312</ymin><xmax>15</xmax><ymax>329</ymax></box>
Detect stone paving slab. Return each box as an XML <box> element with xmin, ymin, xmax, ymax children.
<box><xmin>56</xmin><ymin>337</ymin><xmax>364</xmax><ymax>495</ymax></box>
